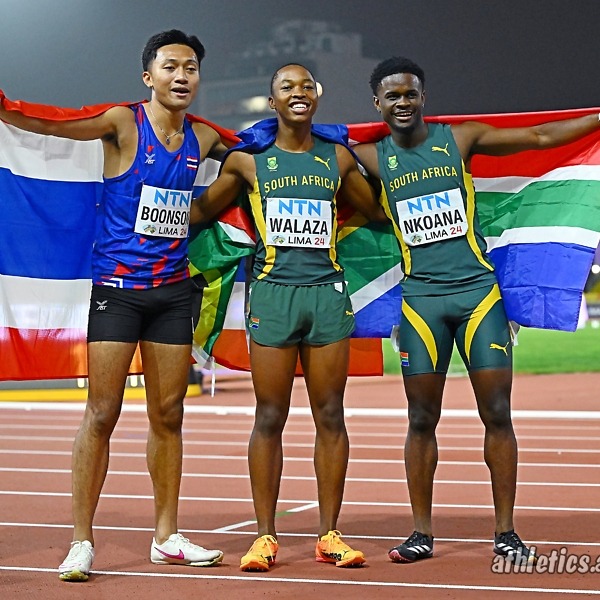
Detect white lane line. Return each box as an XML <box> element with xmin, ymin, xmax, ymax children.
<box><xmin>2</xmin><ymin>467</ymin><xmax>600</xmax><ymax>487</ymax></box>
<box><xmin>1</xmin><ymin>449</ymin><xmax>599</xmax><ymax>468</ymax></box>
<box><xmin>212</xmin><ymin>503</ymin><xmax>318</xmax><ymax>533</ymax></box>
<box><xmin>1</xmin><ymin>402</ymin><xmax>600</xmax><ymax>420</ymax></box>
<box><xmin>3</xmin><ymin>422</ymin><xmax>600</xmax><ymax>442</ymax></box>
<box><xmin>0</xmin><ymin>490</ymin><xmax>598</xmax><ymax>512</ymax></box>
<box><xmin>1</xmin><ymin>522</ymin><xmax>599</xmax><ymax>548</ymax></box>
<box><xmin>212</xmin><ymin>520</ymin><xmax>257</xmax><ymax>533</ymax></box>
<box><xmin>1</xmin><ymin>417</ymin><xmax>599</xmax><ymax>435</ymax></box>
<box><xmin>0</xmin><ymin>566</ymin><xmax>598</xmax><ymax>594</ymax></box>
<box><xmin>1</xmin><ymin>435</ymin><xmax>598</xmax><ymax>454</ymax></box>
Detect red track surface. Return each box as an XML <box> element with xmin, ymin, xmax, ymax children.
<box><xmin>1</xmin><ymin>373</ymin><xmax>599</xmax><ymax>599</ymax></box>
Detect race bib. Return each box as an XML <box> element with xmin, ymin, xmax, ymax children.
<box><xmin>134</xmin><ymin>184</ymin><xmax>191</xmax><ymax>238</ymax></box>
<box><xmin>265</xmin><ymin>197</ymin><xmax>332</xmax><ymax>248</ymax></box>
<box><xmin>397</xmin><ymin>187</ymin><xmax>468</xmax><ymax>246</ymax></box>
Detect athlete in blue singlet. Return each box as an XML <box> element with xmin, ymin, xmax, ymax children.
<box><xmin>355</xmin><ymin>56</ymin><xmax>600</xmax><ymax>565</ymax></box>
<box><xmin>93</xmin><ymin>102</ymin><xmax>200</xmax><ymax>288</ymax></box>
<box><xmin>0</xmin><ymin>29</ymin><xmax>231</xmax><ymax>581</ymax></box>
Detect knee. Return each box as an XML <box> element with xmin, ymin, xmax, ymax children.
<box><xmin>148</xmin><ymin>398</ymin><xmax>184</xmax><ymax>434</ymax></box>
<box><xmin>480</xmin><ymin>396</ymin><xmax>512</xmax><ymax>431</ymax></box>
<box><xmin>254</xmin><ymin>403</ymin><xmax>288</xmax><ymax>437</ymax></box>
<box><xmin>84</xmin><ymin>402</ymin><xmax>121</xmax><ymax>438</ymax></box>
<box><xmin>407</xmin><ymin>405</ymin><xmax>439</xmax><ymax>435</ymax></box>
<box><xmin>313</xmin><ymin>398</ymin><xmax>345</xmax><ymax>434</ymax></box>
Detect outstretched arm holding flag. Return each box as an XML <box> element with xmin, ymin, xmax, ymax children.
<box><xmin>354</xmin><ymin>55</ymin><xmax>600</xmax><ymax>566</ymax></box>
<box><xmin>1</xmin><ymin>29</ymin><xmax>231</xmax><ymax>581</ymax></box>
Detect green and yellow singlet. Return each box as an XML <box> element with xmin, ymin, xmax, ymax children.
<box><xmin>376</xmin><ymin>123</ymin><xmax>497</xmax><ymax>297</ymax></box>
<box><xmin>249</xmin><ymin>137</ymin><xmax>345</xmax><ymax>285</ymax></box>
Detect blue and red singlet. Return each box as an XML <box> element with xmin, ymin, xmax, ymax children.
<box><xmin>92</xmin><ymin>103</ymin><xmax>200</xmax><ymax>289</ymax></box>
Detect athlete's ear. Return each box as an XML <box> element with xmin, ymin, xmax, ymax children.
<box><xmin>268</xmin><ymin>96</ymin><xmax>276</xmax><ymax>110</ymax></box>
<box><xmin>142</xmin><ymin>71</ymin><xmax>153</xmax><ymax>89</ymax></box>
<box><xmin>373</xmin><ymin>96</ymin><xmax>381</xmax><ymax>113</ymax></box>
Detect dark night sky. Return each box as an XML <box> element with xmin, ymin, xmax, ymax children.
<box><xmin>1</xmin><ymin>0</ymin><xmax>598</xmax><ymax>119</ymax></box>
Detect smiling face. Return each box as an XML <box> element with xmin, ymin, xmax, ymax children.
<box><xmin>142</xmin><ymin>43</ymin><xmax>200</xmax><ymax>110</ymax></box>
<box><xmin>373</xmin><ymin>72</ymin><xmax>425</xmax><ymax>134</ymax></box>
<box><xmin>269</xmin><ymin>64</ymin><xmax>319</xmax><ymax>123</ymax></box>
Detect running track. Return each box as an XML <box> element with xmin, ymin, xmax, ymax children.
<box><xmin>1</xmin><ymin>373</ymin><xmax>599</xmax><ymax>599</ymax></box>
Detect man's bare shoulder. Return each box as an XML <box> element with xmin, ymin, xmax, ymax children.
<box><xmin>191</xmin><ymin>120</ymin><xmax>224</xmax><ymax>143</ymax></box>
<box><xmin>224</xmin><ymin>148</ymin><xmax>255</xmax><ymax>168</ymax></box>
<box><xmin>353</xmin><ymin>142</ymin><xmax>379</xmax><ymax>176</ymax></box>
<box><xmin>191</xmin><ymin>120</ymin><xmax>231</xmax><ymax>159</ymax></box>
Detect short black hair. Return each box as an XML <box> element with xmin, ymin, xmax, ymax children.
<box><xmin>142</xmin><ymin>30</ymin><xmax>206</xmax><ymax>71</ymax></box>
<box><xmin>369</xmin><ymin>56</ymin><xmax>425</xmax><ymax>95</ymax></box>
<box><xmin>270</xmin><ymin>63</ymin><xmax>315</xmax><ymax>95</ymax></box>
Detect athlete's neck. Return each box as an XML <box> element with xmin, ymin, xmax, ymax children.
<box><xmin>390</xmin><ymin>122</ymin><xmax>429</xmax><ymax>149</ymax></box>
<box><xmin>274</xmin><ymin>120</ymin><xmax>314</xmax><ymax>153</ymax></box>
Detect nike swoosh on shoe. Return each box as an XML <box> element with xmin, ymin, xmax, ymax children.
<box><xmin>155</xmin><ymin>548</ymin><xmax>185</xmax><ymax>560</ymax></box>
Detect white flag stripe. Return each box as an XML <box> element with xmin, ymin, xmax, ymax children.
<box><xmin>486</xmin><ymin>226</ymin><xmax>600</xmax><ymax>251</ymax></box>
<box><xmin>218</xmin><ymin>222</ymin><xmax>255</xmax><ymax>247</ymax></box>
<box><xmin>350</xmin><ymin>263</ymin><xmax>404</xmax><ymax>313</ymax></box>
<box><xmin>222</xmin><ymin>282</ymin><xmax>246</xmax><ymax>330</ymax></box>
<box><xmin>0</xmin><ymin>122</ymin><xmax>102</xmax><ymax>182</ymax></box>
<box><xmin>193</xmin><ymin>157</ymin><xmax>220</xmax><ymax>187</ymax></box>
<box><xmin>473</xmin><ymin>164</ymin><xmax>600</xmax><ymax>193</ymax></box>
<box><xmin>0</xmin><ymin>275</ymin><xmax>90</xmax><ymax>329</ymax></box>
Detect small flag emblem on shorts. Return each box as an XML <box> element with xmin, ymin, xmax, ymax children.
<box><xmin>249</xmin><ymin>316</ymin><xmax>260</xmax><ymax>329</ymax></box>
<box><xmin>400</xmin><ymin>351</ymin><xmax>409</xmax><ymax>367</ymax></box>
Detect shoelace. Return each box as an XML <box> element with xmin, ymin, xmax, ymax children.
<box><xmin>254</xmin><ymin>535</ymin><xmax>277</xmax><ymax>554</ymax></box>
<box><xmin>406</xmin><ymin>531</ymin><xmax>429</xmax><ymax>546</ymax></box>
<box><xmin>171</xmin><ymin>533</ymin><xmax>207</xmax><ymax>551</ymax></box>
<box><xmin>63</xmin><ymin>542</ymin><xmax>93</xmax><ymax>565</ymax></box>
<box><xmin>324</xmin><ymin>531</ymin><xmax>351</xmax><ymax>553</ymax></box>
<box><xmin>499</xmin><ymin>531</ymin><xmax>523</xmax><ymax>548</ymax></box>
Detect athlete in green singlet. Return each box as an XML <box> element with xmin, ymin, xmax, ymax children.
<box><xmin>191</xmin><ymin>63</ymin><xmax>387</xmax><ymax>572</ymax></box>
<box><xmin>354</xmin><ymin>56</ymin><xmax>600</xmax><ymax>565</ymax></box>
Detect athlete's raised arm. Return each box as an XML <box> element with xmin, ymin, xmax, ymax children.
<box><xmin>190</xmin><ymin>150</ymin><xmax>255</xmax><ymax>224</ymax></box>
<box><xmin>453</xmin><ymin>112</ymin><xmax>600</xmax><ymax>160</ymax></box>
<box><xmin>336</xmin><ymin>144</ymin><xmax>387</xmax><ymax>222</ymax></box>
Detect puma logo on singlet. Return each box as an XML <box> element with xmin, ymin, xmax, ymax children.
<box><xmin>314</xmin><ymin>156</ymin><xmax>331</xmax><ymax>170</ymax></box>
<box><xmin>96</xmin><ymin>301</ymin><xmax>108</xmax><ymax>311</ymax></box>
<box><xmin>490</xmin><ymin>342</ymin><xmax>510</xmax><ymax>356</ymax></box>
<box><xmin>431</xmin><ymin>143</ymin><xmax>450</xmax><ymax>156</ymax></box>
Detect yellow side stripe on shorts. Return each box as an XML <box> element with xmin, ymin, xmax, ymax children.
<box><xmin>401</xmin><ymin>300</ymin><xmax>438</xmax><ymax>371</ymax></box>
<box><xmin>464</xmin><ymin>284</ymin><xmax>502</xmax><ymax>364</ymax></box>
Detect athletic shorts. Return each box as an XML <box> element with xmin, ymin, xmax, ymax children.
<box><xmin>87</xmin><ymin>279</ymin><xmax>193</xmax><ymax>345</ymax></box>
<box><xmin>247</xmin><ymin>280</ymin><xmax>355</xmax><ymax>347</ymax></box>
<box><xmin>399</xmin><ymin>283</ymin><xmax>512</xmax><ymax>376</ymax></box>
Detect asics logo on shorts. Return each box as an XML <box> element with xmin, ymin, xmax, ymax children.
<box><xmin>490</xmin><ymin>342</ymin><xmax>509</xmax><ymax>356</ymax></box>
<box><xmin>96</xmin><ymin>301</ymin><xmax>108</xmax><ymax>311</ymax></box>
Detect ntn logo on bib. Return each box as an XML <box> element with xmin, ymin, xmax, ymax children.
<box><xmin>397</xmin><ymin>187</ymin><xmax>467</xmax><ymax>246</ymax></box>
<box><xmin>135</xmin><ymin>184</ymin><xmax>192</xmax><ymax>239</ymax></box>
<box><xmin>266</xmin><ymin>197</ymin><xmax>332</xmax><ymax>248</ymax></box>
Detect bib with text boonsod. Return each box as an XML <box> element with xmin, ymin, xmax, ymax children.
<box><xmin>266</xmin><ymin>197</ymin><xmax>332</xmax><ymax>248</ymax></box>
<box><xmin>134</xmin><ymin>184</ymin><xmax>191</xmax><ymax>239</ymax></box>
<box><xmin>397</xmin><ymin>187</ymin><xmax>467</xmax><ymax>246</ymax></box>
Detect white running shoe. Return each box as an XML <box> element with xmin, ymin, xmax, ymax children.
<box><xmin>150</xmin><ymin>533</ymin><xmax>223</xmax><ymax>566</ymax></box>
<box><xmin>58</xmin><ymin>540</ymin><xmax>94</xmax><ymax>581</ymax></box>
